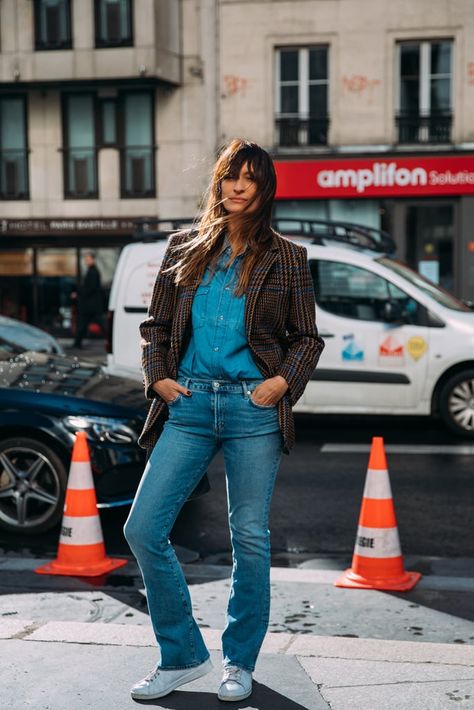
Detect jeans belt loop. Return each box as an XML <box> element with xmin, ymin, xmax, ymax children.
<box><xmin>184</xmin><ymin>376</ymin><xmax>191</xmax><ymax>390</ymax></box>
<box><xmin>242</xmin><ymin>380</ymin><xmax>250</xmax><ymax>398</ymax></box>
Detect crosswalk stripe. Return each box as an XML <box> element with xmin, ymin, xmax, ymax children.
<box><xmin>320</xmin><ymin>444</ymin><xmax>474</xmax><ymax>455</ymax></box>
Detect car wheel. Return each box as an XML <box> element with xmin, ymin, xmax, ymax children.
<box><xmin>439</xmin><ymin>370</ymin><xmax>474</xmax><ymax>437</ymax></box>
<box><xmin>0</xmin><ymin>437</ymin><xmax>68</xmax><ymax>534</ymax></box>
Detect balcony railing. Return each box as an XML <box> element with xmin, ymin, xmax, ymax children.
<box><xmin>0</xmin><ymin>150</ymin><xmax>29</xmax><ymax>199</ymax></box>
<box><xmin>396</xmin><ymin>112</ymin><xmax>452</xmax><ymax>144</ymax></box>
<box><xmin>275</xmin><ymin>115</ymin><xmax>329</xmax><ymax>148</ymax></box>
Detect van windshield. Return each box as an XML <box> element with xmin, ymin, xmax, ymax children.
<box><xmin>377</xmin><ymin>257</ymin><xmax>471</xmax><ymax>312</ymax></box>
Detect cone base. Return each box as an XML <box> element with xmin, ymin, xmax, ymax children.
<box><xmin>334</xmin><ymin>567</ymin><xmax>421</xmax><ymax>591</ymax></box>
<box><xmin>35</xmin><ymin>556</ymin><xmax>128</xmax><ymax>577</ymax></box>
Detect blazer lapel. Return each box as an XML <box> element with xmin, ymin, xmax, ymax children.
<box><xmin>175</xmin><ymin>278</ymin><xmax>200</xmax><ymax>347</ymax></box>
<box><xmin>244</xmin><ymin>247</ymin><xmax>279</xmax><ymax>334</ymax></box>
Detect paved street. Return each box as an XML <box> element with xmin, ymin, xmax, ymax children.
<box><xmin>1</xmin><ymin>556</ymin><xmax>473</xmax><ymax>709</ymax></box>
<box><xmin>1</xmin><ymin>342</ymin><xmax>472</xmax><ymax>707</ymax></box>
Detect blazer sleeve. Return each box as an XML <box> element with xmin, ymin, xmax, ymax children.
<box><xmin>276</xmin><ymin>244</ymin><xmax>325</xmax><ymax>406</ymax></box>
<box><xmin>139</xmin><ymin>234</ymin><xmax>181</xmax><ymax>399</ymax></box>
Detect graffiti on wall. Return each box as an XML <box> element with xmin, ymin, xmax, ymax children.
<box><xmin>467</xmin><ymin>62</ymin><xmax>474</xmax><ymax>87</ymax></box>
<box><xmin>223</xmin><ymin>74</ymin><xmax>250</xmax><ymax>97</ymax></box>
<box><xmin>342</xmin><ymin>74</ymin><xmax>381</xmax><ymax>103</ymax></box>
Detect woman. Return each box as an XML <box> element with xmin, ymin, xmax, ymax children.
<box><xmin>123</xmin><ymin>138</ymin><xmax>324</xmax><ymax>702</ymax></box>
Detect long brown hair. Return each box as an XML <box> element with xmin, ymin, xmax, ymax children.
<box><xmin>164</xmin><ymin>138</ymin><xmax>277</xmax><ymax>296</ymax></box>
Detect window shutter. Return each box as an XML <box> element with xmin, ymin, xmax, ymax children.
<box><xmin>46</xmin><ymin>5</ymin><xmax>60</xmax><ymax>45</ymax></box>
<box><xmin>73</xmin><ymin>158</ymin><xmax>89</xmax><ymax>195</ymax></box>
<box><xmin>106</xmin><ymin>3</ymin><xmax>121</xmax><ymax>43</ymax></box>
<box><xmin>131</xmin><ymin>157</ymin><xmax>145</xmax><ymax>193</ymax></box>
<box><xmin>5</xmin><ymin>161</ymin><xmax>19</xmax><ymax>197</ymax></box>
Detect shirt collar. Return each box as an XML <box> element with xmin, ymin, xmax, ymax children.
<box><xmin>220</xmin><ymin>233</ymin><xmax>248</xmax><ymax>257</ymax></box>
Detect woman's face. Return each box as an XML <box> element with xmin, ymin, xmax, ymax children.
<box><xmin>221</xmin><ymin>162</ymin><xmax>259</xmax><ymax>214</ymax></box>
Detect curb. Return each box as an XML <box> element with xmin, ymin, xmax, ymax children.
<box><xmin>1</xmin><ymin>557</ymin><xmax>474</xmax><ymax>593</ymax></box>
<box><xmin>2</xmin><ymin>618</ymin><xmax>474</xmax><ymax>667</ymax></box>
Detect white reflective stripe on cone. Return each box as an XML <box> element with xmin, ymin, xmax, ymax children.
<box><xmin>66</xmin><ymin>462</ymin><xmax>95</xmax><ymax>490</ymax></box>
<box><xmin>59</xmin><ymin>515</ymin><xmax>104</xmax><ymax>546</ymax></box>
<box><xmin>354</xmin><ymin>525</ymin><xmax>402</xmax><ymax>558</ymax></box>
<box><xmin>362</xmin><ymin>469</ymin><xmax>393</xmax><ymax>500</ymax></box>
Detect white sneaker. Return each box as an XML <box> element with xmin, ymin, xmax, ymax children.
<box><xmin>130</xmin><ymin>657</ymin><xmax>213</xmax><ymax>699</ymax></box>
<box><xmin>217</xmin><ymin>664</ymin><xmax>252</xmax><ymax>701</ymax></box>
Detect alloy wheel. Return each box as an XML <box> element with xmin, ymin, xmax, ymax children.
<box><xmin>448</xmin><ymin>378</ymin><xmax>474</xmax><ymax>432</ymax></box>
<box><xmin>0</xmin><ymin>445</ymin><xmax>63</xmax><ymax>530</ymax></box>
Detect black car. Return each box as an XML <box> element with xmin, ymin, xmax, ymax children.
<box><xmin>0</xmin><ymin>348</ymin><xmax>147</xmax><ymax>534</ymax></box>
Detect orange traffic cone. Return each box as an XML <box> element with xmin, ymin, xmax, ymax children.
<box><xmin>35</xmin><ymin>432</ymin><xmax>128</xmax><ymax>577</ymax></box>
<box><xmin>335</xmin><ymin>436</ymin><xmax>421</xmax><ymax>591</ymax></box>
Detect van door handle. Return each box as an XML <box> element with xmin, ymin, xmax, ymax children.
<box><xmin>320</xmin><ymin>332</ymin><xmax>335</xmax><ymax>338</ymax></box>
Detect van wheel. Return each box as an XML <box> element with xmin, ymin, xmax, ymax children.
<box><xmin>0</xmin><ymin>438</ymin><xmax>67</xmax><ymax>534</ymax></box>
<box><xmin>439</xmin><ymin>370</ymin><xmax>474</xmax><ymax>437</ymax></box>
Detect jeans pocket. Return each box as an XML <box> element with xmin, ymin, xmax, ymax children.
<box><xmin>248</xmin><ymin>393</ymin><xmax>277</xmax><ymax>409</ymax></box>
<box><xmin>167</xmin><ymin>393</ymin><xmax>183</xmax><ymax>406</ymax></box>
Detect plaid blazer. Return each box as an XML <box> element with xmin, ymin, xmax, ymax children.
<box><xmin>138</xmin><ymin>230</ymin><xmax>325</xmax><ymax>454</ymax></box>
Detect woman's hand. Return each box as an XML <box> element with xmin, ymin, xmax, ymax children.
<box><xmin>152</xmin><ymin>378</ymin><xmax>191</xmax><ymax>403</ymax></box>
<box><xmin>251</xmin><ymin>375</ymin><xmax>288</xmax><ymax>406</ymax></box>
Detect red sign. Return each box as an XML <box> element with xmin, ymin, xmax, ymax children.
<box><xmin>275</xmin><ymin>155</ymin><xmax>474</xmax><ymax>199</ymax></box>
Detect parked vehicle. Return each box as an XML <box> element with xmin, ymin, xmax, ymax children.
<box><xmin>0</xmin><ymin>316</ymin><xmax>65</xmax><ymax>356</ymax></box>
<box><xmin>0</xmin><ymin>348</ymin><xmax>147</xmax><ymax>534</ymax></box>
<box><xmin>107</xmin><ymin>218</ymin><xmax>474</xmax><ymax>437</ymax></box>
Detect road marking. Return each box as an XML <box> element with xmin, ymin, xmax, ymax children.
<box><xmin>321</xmin><ymin>444</ymin><xmax>474</xmax><ymax>455</ymax></box>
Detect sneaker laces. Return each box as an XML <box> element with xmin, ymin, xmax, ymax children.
<box><xmin>144</xmin><ymin>666</ymin><xmax>161</xmax><ymax>683</ymax></box>
<box><xmin>222</xmin><ymin>665</ymin><xmax>242</xmax><ymax>684</ymax></box>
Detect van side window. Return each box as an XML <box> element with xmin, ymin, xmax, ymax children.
<box><xmin>309</xmin><ymin>260</ymin><xmax>420</xmax><ymax>323</ymax></box>
<box><xmin>386</xmin><ymin>281</ymin><xmax>420</xmax><ymax>324</ymax></box>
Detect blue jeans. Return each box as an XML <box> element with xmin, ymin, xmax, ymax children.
<box><xmin>123</xmin><ymin>376</ymin><xmax>283</xmax><ymax>672</ymax></box>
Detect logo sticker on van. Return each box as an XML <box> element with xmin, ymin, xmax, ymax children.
<box><xmin>407</xmin><ymin>336</ymin><xmax>428</xmax><ymax>361</ymax></box>
<box><xmin>342</xmin><ymin>334</ymin><xmax>364</xmax><ymax>361</ymax></box>
<box><xmin>378</xmin><ymin>335</ymin><xmax>405</xmax><ymax>366</ymax></box>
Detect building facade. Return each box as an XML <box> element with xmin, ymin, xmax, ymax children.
<box><xmin>1</xmin><ymin>0</ymin><xmax>474</xmax><ymax>335</ymax></box>
<box><xmin>218</xmin><ymin>0</ymin><xmax>474</xmax><ymax>301</ymax></box>
<box><xmin>0</xmin><ymin>0</ymin><xmax>211</xmax><ymax>332</ymax></box>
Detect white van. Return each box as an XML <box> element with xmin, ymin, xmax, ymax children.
<box><xmin>107</xmin><ymin>220</ymin><xmax>474</xmax><ymax>437</ymax></box>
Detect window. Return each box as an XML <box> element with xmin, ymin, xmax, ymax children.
<box><xmin>0</xmin><ymin>97</ymin><xmax>29</xmax><ymax>200</ymax></box>
<box><xmin>378</xmin><ymin>257</ymin><xmax>470</xmax><ymax>312</ymax></box>
<box><xmin>310</xmin><ymin>260</ymin><xmax>420</xmax><ymax>323</ymax></box>
<box><xmin>396</xmin><ymin>40</ymin><xmax>452</xmax><ymax>143</ymax></box>
<box><xmin>120</xmin><ymin>92</ymin><xmax>155</xmax><ymax>197</ymax></box>
<box><xmin>34</xmin><ymin>0</ymin><xmax>72</xmax><ymax>50</ymax></box>
<box><xmin>63</xmin><ymin>95</ymin><xmax>98</xmax><ymax>198</ymax></box>
<box><xmin>275</xmin><ymin>46</ymin><xmax>329</xmax><ymax>147</ymax></box>
<box><xmin>95</xmin><ymin>0</ymin><xmax>133</xmax><ymax>47</ymax></box>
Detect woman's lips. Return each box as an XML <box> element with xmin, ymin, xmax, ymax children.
<box><xmin>229</xmin><ymin>197</ymin><xmax>246</xmax><ymax>203</ymax></box>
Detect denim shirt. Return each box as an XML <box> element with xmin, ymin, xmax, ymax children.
<box><xmin>177</xmin><ymin>237</ymin><xmax>263</xmax><ymax>381</ymax></box>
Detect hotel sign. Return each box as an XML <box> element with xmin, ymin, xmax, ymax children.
<box><xmin>0</xmin><ymin>217</ymin><xmax>155</xmax><ymax>236</ymax></box>
<box><xmin>275</xmin><ymin>155</ymin><xmax>474</xmax><ymax>199</ymax></box>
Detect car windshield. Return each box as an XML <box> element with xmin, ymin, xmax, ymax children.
<box><xmin>377</xmin><ymin>257</ymin><xmax>471</xmax><ymax>312</ymax></box>
<box><xmin>0</xmin><ymin>337</ymin><xmax>27</xmax><ymax>355</ymax></box>
<box><xmin>0</xmin><ymin>325</ymin><xmax>59</xmax><ymax>354</ymax></box>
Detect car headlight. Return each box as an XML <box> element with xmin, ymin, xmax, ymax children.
<box><xmin>63</xmin><ymin>415</ymin><xmax>139</xmax><ymax>444</ymax></box>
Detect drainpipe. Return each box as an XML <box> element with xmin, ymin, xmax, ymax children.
<box><xmin>199</xmin><ymin>0</ymin><xmax>219</xmax><ymax>157</ymax></box>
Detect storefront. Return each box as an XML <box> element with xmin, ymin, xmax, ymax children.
<box><xmin>274</xmin><ymin>154</ymin><xmax>474</xmax><ymax>301</ymax></box>
<box><xmin>0</xmin><ymin>217</ymin><xmax>154</xmax><ymax>336</ymax></box>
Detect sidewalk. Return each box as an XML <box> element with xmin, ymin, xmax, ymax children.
<box><xmin>2</xmin><ymin>616</ymin><xmax>473</xmax><ymax>710</ymax></box>
<box><xmin>1</xmin><ymin>557</ymin><xmax>473</xmax><ymax>709</ymax></box>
